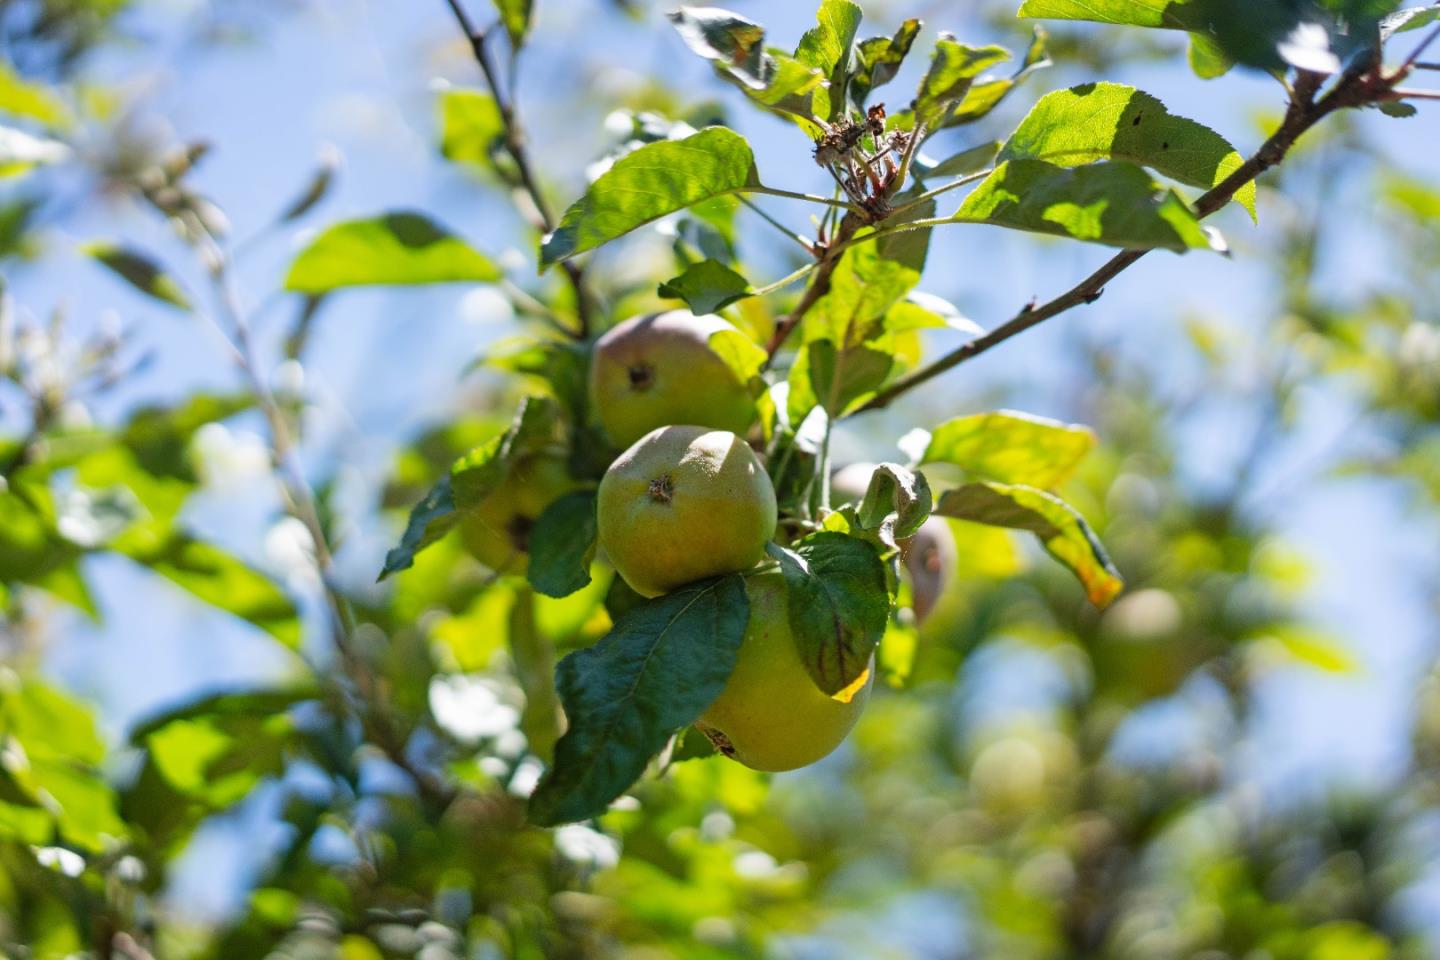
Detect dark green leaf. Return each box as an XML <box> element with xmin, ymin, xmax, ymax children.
<box><xmin>922</xmin><ymin>410</ymin><xmax>1097</xmax><ymax>488</ymax></box>
<box><xmin>913</xmin><ymin>37</ymin><xmax>1012</xmax><ymax>130</ymax></box>
<box><xmin>284</xmin><ymin>212</ymin><xmax>500</xmax><ymax>293</ymax></box>
<box><xmin>528</xmin><ymin>574</ymin><xmax>750</xmax><ymax>825</ymax></box>
<box><xmin>657</xmin><ymin>259</ymin><xmax>754</xmax><ymax>314</ymax></box>
<box><xmin>955</xmin><ymin>159</ymin><xmax>1221</xmax><ymax>252</ymax></box>
<box><xmin>1000</xmin><ymin>82</ymin><xmax>1255</xmax><ymax>219</ymax></box>
<box><xmin>794</xmin><ymin>0</ymin><xmax>863</xmax><ymax>122</ymax></box>
<box><xmin>541</xmin><ymin>128</ymin><xmax>759</xmax><ymax>267</ymax></box>
<box><xmin>771</xmin><ymin>533</ymin><xmax>889</xmax><ymax>697</ymax></box>
<box><xmin>933</xmin><ymin>481</ymin><xmax>1122</xmax><ymax>606</ymax></box>
<box><xmin>83</xmin><ymin>242</ymin><xmax>191</xmax><ymax>310</ymax></box>
<box><xmin>852</xmin><ymin>19</ymin><xmax>922</xmax><ymax>105</ymax></box>
<box><xmin>527</xmin><ymin>491</ymin><xmax>598</xmax><ymax>599</ymax></box>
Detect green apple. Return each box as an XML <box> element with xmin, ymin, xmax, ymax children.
<box><xmin>697</xmin><ymin>571</ymin><xmax>873</xmax><ymax>772</ymax></box>
<box><xmin>589</xmin><ymin>311</ymin><xmax>756</xmax><ymax>449</ymax></box>
<box><xmin>596</xmin><ymin>425</ymin><xmax>775</xmax><ymax>597</ymax></box>
<box><xmin>459</xmin><ymin>452</ymin><xmax>575</xmax><ymax>574</ymax></box>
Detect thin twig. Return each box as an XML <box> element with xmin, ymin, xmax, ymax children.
<box><xmin>888</xmin><ymin>168</ymin><xmax>993</xmax><ymax>218</ymax></box>
<box><xmin>764</xmin><ymin>214</ymin><xmax>861</xmax><ymax>359</ymax></box>
<box><xmin>851</xmin><ymin>68</ymin><xmax>1375</xmax><ymax>415</ymax></box>
<box><xmin>736</xmin><ymin>194</ymin><xmax>817</xmax><ymax>255</ymax></box>
<box><xmin>441</xmin><ymin>0</ymin><xmax>594</xmax><ymax>339</ymax></box>
<box><xmin>200</xmin><ymin>237</ymin><xmax>456</xmax><ymax>811</ymax></box>
<box><xmin>744</xmin><ymin>184</ymin><xmax>866</xmax><ymax>212</ymax></box>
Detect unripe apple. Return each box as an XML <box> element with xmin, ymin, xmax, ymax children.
<box><xmin>589</xmin><ymin>311</ymin><xmax>756</xmax><ymax>449</ymax></box>
<box><xmin>459</xmin><ymin>452</ymin><xmax>575</xmax><ymax>574</ymax></box>
<box><xmin>697</xmin><ymin>570</ymin><xmax>873</xmax><ymax>771</ymax></box>
<box><xmin>596</xmin><ymin>425</ymin><xmax>776</xmax><ymax>598</ymax></box>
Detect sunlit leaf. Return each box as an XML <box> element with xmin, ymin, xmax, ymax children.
<box><xmin>913</xmin><ymin>37</ymin><xmax>1012</xmax><ymax>130</ymax></box>
<box><xmin>923</xmin><ymin>410</ymin><xmax>1097</xmax><ymax>489</ymax></box>
<box><xmin>1001</xmin><ymin>82</ymin><xmax>1255</xmax><ymax>219</ymax></box>
<box><xmin>284</xmin><ymin>212</ymin><xmax>500</xmax><ymax>293</ymax></box>
<box><xmin>541</xmin><ymin>128</ymin><xmax>759</xmax><ymax>266</ymax></box>
<box><xmin>852</xmin><ymin>18</ymin><xmax>921</xmax><ymax>105</ymax></box>
<box><xmin>934</xmin><ymin>481</ymin><xmax>1122</xmax><ymax>606</ymax></box>
<box><xmin>955</xmin><ymin>159</ymin><xmax>1221</xmax><ymax>252</ymax></box>
<box><xmin>114</xmin><ymin>530</ymin><xmax>303</xmax><ymax>648</ymax></box>
<box><xmin>794</xmin><ymin>0</ymin><xmax>862</xmax><ymax>122</ymax></box>
<box><xmin>439</xmin><ymin>88</ymin><xmax>504</xmax><ymax>171</ymax></box>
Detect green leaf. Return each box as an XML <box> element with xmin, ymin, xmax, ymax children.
<box><xmin>1188</xmin><ymin>33</ymin><xmax>1235</xmax><ymax>78</ymax></box>
<box><xmin>527</xmin><ymin>492</ymin><xmax>598</xmax><ymax>599</ymax></box>
<box><xmin>491</xmin><ymin>0</ymin><xmax>533</xmax><ymax>48</ymax></box>
<box><xmin>852</xmin><ymin>19</ymin><xmax>922</xmax><ymax>106</ymax></box>
<box><xmin>122</xmin><ymin>393</ymin><xmax>251</xmax><ymax>480</ymax></box>
<box><xmin>856</xmin><ymin>463</ymin><xmax>933</xmax><ymax>546</ymax></box>
<box><xmin>0</xmin><ymin>675</ymin><xmax>125</xmax><ymax>851</ymax></box>
<box><xmin>913</xmin><ymin>37</ymin><xmax>1012</xmax><ymax>130</ymax></box>
<box><xmin>439</xmin><ymin>88</ymin><xmax>504</xmax><ymax>170</ymax></box>
<box><xmin>933</xmin><ymin>482</ymin><xmax>1122</xmax><ymax>607</ymax></box>
<box><xmin>922</xmin><ymin>410</ymin><xmax>1097</xmax><ymax>488</ymax></box>
<box><xmin>83</xmin><ymin>243</ymin><xmax>192</xmax><ymax>310</ymax></box>
<box><xmin>115</xmin><ymin>531</ymin><xmax>302</xmax><ymax>648</ymax></box>
<box><xmin>284</xmin><ymin>212</ymin><xmax>500</xmax><ymax>293</ymax></box>
<box><xmin>528</xmin><ymin>574</ymin><xmax>750</xmax><ymax>825</ymax></box>
<box><xmin>1017</xmin><ymin>0</ymin><xmax>1208</xmax><ymax>31</ymax></box>
<box><xmin>1383</xmin><ymin>5</ymin><xmax>1440</xmax><ymax>39</ymax></box>
<box><xmin>788</xmin><ymin>339</ymin><xmax>893</xmax><ymax>422</ymax></box>
<box><xmin>658</xmin><ymin>259</ymin><xmax>754</xmax><ymax>314</ymax></box>
<box><xmin>794</xmin><ymin>0</ymin><xmax>863</xmax><ymax>122</ymax></box>
<box><xmin>379</xmin><ymin>397</ymin><xmax>559</xmax><ymax>580</ymax></box>
<box><xmin>707</xmin><ymin>325</ymin><xmax>768</xmax><ymax>392</ymax></box>
<box><xmin>771</xmin><ymin>533</ymin><xmax>889</xmax><ymax>697</ymax></box>
<box><xmin>133</xmin><ymin>688</ymin><xmax>308</xmax><ymax>809</ymax></box>
<box><xmin>944</xmin><ymin>28</ymin><xmax>1050</xmax><ymax>127</ymax></box>
<box><xmin>955</xmin><ymin>159</ymin><xmax>1221</xmax><ymax>253</ymax></box>
<box><xmin>541</xmin><ymin>128</ymin><xmax>759</xmax><ymax>266</ymax></box>
<box><xmin>667</xmin><ymin>9</ymin><xmax>826</xmax><ymax>127</ymax></box>
<box><xmin>1000</xmin><ymin>82</ymin><xmax>1255</xmax><ymax>219</ymax></box>
<box><xmin>0</xmin><ymin>124</ymin><xmax>70</xmax><ymax>178</ymax></box>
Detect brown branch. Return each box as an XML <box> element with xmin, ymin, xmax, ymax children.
<box><xmin>850</xmin><ymin>67</ymin><xmax>1385</xmax><ymax>416</ymax></box>
<box><xmin>764</xmin><ymin>213</ymin><xmax>862</xmax><ymax>359</ymax></box>
<box><xmin>441</xmin><ymin>0</ymin><xmax>594</xmax><ymax>339</ymax></box>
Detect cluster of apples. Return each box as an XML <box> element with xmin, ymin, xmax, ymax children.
<box><xmin>463</xmin><ymin>311</ymin><xmax>888</xmax><ymax>771</ymax></box>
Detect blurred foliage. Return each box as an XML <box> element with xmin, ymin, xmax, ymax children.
<box><xmin>1</xmin><ymin>0</ymin><xmax>1439</xmax><ymax>958</ymax></box>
